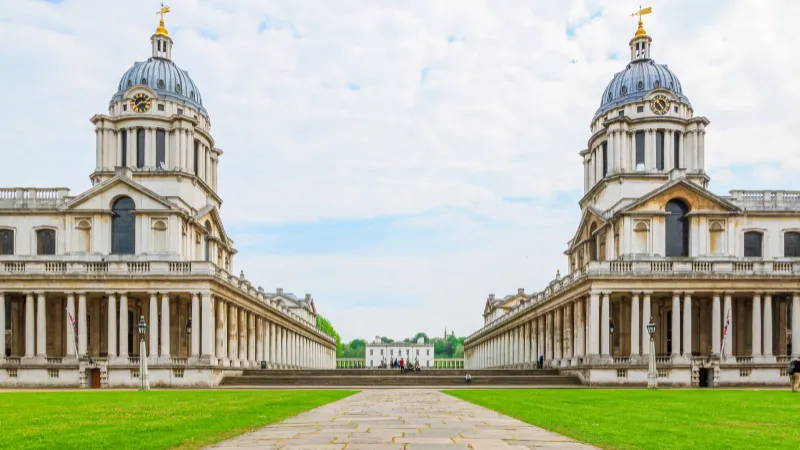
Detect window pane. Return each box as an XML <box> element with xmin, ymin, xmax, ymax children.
<box><xmin>36</xmin><ymin>229</ymin><xmax>55</xmax><ymax>255</ymax></box>
<box><xmin>121</xmin><ymin>130</ymin><xmax>127</xmax><ymax>167</ymax></box>
<box><xmin>136</xmin><ymin>129</ymin><xmax>145</xmax><ymax>168</ymax></box>
<box><xmin>602</xmin><ymin>142</ymin><xmax>608</xmax><ymax>177</ymax></box>
<box><xmin>0</xmin><ymin>230</ymin><xmax>13</xmax><ymax>255</ymax></box>
<box><xmin>635</xmin><ymin>131</ymin><xmax>645</xmax><ymax>166</ymax></box>
<box><xmin>744</xmin><ymin>232</ymin><xmax>762</xmax><ymax>257</ymax></box>
<box><xmin>112</xmin><ymin>197</ymin><xmax>136</xmax><ymax>254</ymax></box>
<box><xmin>194</xmin><ymin>141</ymin><xmax>200</xmax><ymax>176</ymax></box>
<box><xmin>673</xmin><ymin>131</ymin><xmax>681</xmax><ymax>169</ymax></box>
<box><xmin>656</xmin><ymin>130</ymin><xmax>664</xmax><ymax>170</ymax></box>
<box><xmin>785</xmin><ymin>232</ymin><xmax>800</xmax><ymax>257</ymax></box>
<box><xmin>156</xmin><ymin>129</ymin><xmax>166</xmax><ymax>169</ymax></box>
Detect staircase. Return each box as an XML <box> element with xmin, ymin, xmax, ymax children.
<box><xmin>219</xmin><ymin>369</ymin><xmax>582</xmax><ymax>388</ymax></box>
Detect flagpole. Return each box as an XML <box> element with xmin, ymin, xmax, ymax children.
<box><xmin>66</xmin><ymin>308</ymin><xmax>80</xmax><ymax>359</ymax></box>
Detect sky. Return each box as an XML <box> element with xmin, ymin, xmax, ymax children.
<box><xmin>1</xmin><ymin>0</ymin><xmax>799</xmax><ymax>341</ymax></box>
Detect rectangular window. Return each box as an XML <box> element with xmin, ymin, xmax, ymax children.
<box><xmin>156</xmin><ymin>129</ymin><xmax>166</xmax><ymax>169</ymax></box>
<box><xmin>637</xmin><ymin>105</ymin><xmax>644</xmax><ymax>113</ymax></box>
<box><xmin>674</xmin><ymin>106</ymin><xmax>678</xmax><ymax>113</ymax></box>
<box><xmin>635</xmin><ymin>131</ymin><xmax>645</xmax><ymax>167</ymax></box>
<box><xmin>120</xmin><ymin>130</ymin><xmax>127</xmax><ymax>167</ymax></box>
<box><xmin>655</xmin><ymin>130</ymin><xmax>665</xmax><ymax>170</ymax></box>
<box><xmin>193</xmin><ymin>141</ymin><xmax>199</xmax><ymax>176</ymax></box>
<box><xmin>744</xmin><ymin>232</ymin><xmax>763</xmax><ymax>257</ymax></box>
<box><xmin>0</xmin><ymin>229</ymin><xmax>13</xmax><ymax>255</ymax></box>
<box><xmin>618</xmin><ymin>110</ymin><xmax>624</xmax><ymax>117</ymax></box>
<box><xmin>136</xmin><ymin>128</ymin><xmax>145</xmax><ymax>168</ymax></box>
<box><xmin>602</xmin><ymin>142</ymin><xmax>608</xmax><ymax>177</ymax></box>
<box><xmin>370</xmin><ymin>349</ymin><xmax>373</xmax><ymax>356</ymax></box>
<box><xmin>36</xmin><ymin>229</ymin><xmax>56</xmax><ymax>255</ymax></box>
<box><xmin>673</xmin><ymin>131</ymin><xmax>681</xmax><ymax>169</ymax></box>
<box><xmin>123</xmin><ymin>104</ymin><xmax>127</xmax><ymax>111</ymax></box>
<box><xmin>157</xmin><ymin>104</ymin><xmax>165</xmax><ymax>112</ymax></box>
<box><xmin>177</xmin><ymin>108</ymin><xmax>183</xmax><ymax>115</ymax></box>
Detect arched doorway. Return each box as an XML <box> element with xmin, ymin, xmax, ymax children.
<box><xmin>665</xmin><ymin>199</ymin><xmax>689</xmax><ymax>257</ymax></box>
<box><xmin>112</xmin><ymin>197</ymin><xmax>136</xmax><ymax>254</ymax></box>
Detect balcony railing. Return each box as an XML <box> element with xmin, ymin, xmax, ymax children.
<box><xmin>726</xmin><ymin>190</ymin><xmax>800</xmax><ymax>211</ymax></box>
<box><xmin>0</xmin><ymin>188</ymin><xmax>71</xmax><ymax>209</ymax></box>
<box><xmin>467</xmin><ymin>258</ymin><xmax>800</xmax><ymax>341</ymax></box>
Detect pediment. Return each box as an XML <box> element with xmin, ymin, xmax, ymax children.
<box><xmin>62</xmin><ymin>176</ymin><xmax>176</xmax><ymax>212</ymax></box>
<box><xmin>568</xmin><ymin>206</ymin><xmax>607</xmax><ymax>252</ymax></box>
<box><xmin>194</xmin><ymin>205</ymin><xmax>231</xmax><ymax>245</ymax></box>
<box><xmin>622</xmin><ymin>179</ymin><xmax>740</xmax><ymax>215</ymax></box>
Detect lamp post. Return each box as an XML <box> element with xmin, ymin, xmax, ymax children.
<box><xmin>137</xmin><ymin>316</ymin><xmax>150</xmax><ymax>391</ymax></box>
<box><xmin>609</xmin><ymin>320</ymin><xmax>615</xmax><ymax>358</ymax></box>
<box><xmin>646</xmin><ymin>317</ymin><xmax>657</xmax><ymax>390</ymax></box>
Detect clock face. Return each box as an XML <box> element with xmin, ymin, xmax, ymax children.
<box><xmin>130</xmin><ymin>93</ymin><xmax>151</xmax><ymax>113</ymax></box>
<box><xmin>650</xmin><ymin>94</ymin><xmax>670</xmax><ymax>115</ymax></box>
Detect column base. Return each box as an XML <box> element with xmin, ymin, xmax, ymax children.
<box><xmin>199</xmin><ymin>355</ymin><xmax>217</xmax><ymax>366</ymax></box>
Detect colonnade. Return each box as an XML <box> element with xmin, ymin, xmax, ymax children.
<box><xmin>467</xmin><ymin>291</ymin><xmax>800</xmax><ymax>368</ymax></box>
<box><xmin>0</xmin><ymin>290</ymin><xmax>336</xmax><ymax>369</ymax></box>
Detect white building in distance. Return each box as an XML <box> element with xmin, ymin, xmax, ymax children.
<box><xmin>464</xmin><ymin>16</ymin><xmax>800</xmax><ymax>387</ymax></box>
<box><xmin>0</xmin><ymin>9</ymin><xmax>336</xmax><ymax>388</ymax></box>
<box><xmin>366</xmin><ymin>338</ymin><xmax>434</xmax><ymax>368</ymax></box>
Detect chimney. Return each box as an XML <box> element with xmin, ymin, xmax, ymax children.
<box><xmin>305</xmin><ymin>294</ymin><xmax>312</xmax><ymax>301</ymax></box>
<box><xmin>276</xmin><ymin>288</ymin><xmax>283</xmax><ymax>295</ymax></box>
<box><xmin>488</xmin><ymin>293</ymin><xmax>495</xmax><ymax>301</ymax></box>
<box><xmin>517</xmin><ymin>288</ymin><xmax>525</xmax><ymax>295</ymax></box>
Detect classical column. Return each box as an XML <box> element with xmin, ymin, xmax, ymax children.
<box><xmin>280</xmin><ymin>327</ymin><xmax>287</xmax><ymax>367</ymax></box>
<box><xmin>600</xmin><ymin>293</ymin><xmax>610</xmax><ymax>356</ymax></box>
<box><xmin>118</xmin><ymin>293</ymin><xmax>129</xmax><ymax>358</ymax></box>
<box><xmin>65</xmin><ymin>293</ymin><xmax>75</xmax><ymax>357</ymax></box>
<box><xmin>190</xmin><ymin>293</ymin><xmax>200</xmax><ymax>358</ymax></box>
<box><xmin>575</xmin><ymin>300</ymin><xmax>585</xmax><ymax>359</ymax></box>
<box><xmin>630</xmin><ymin>293</ymin><xmax>640</xmax><ymax>357</ymax></box>
<box><xmin>35</xmin><ymin>292</ymin><xmax>46</xmax><ymax>358</ymax></box>
<box><xmin>544</xmin><ymin>313</ymin><xmax>552</xmax><ymax>362</ymax></box>
<box><xmin>565</xmin><ymin>304</ymin><xmax>573</xmax><ymax>360</ymax></box>
<box><xmin>149</xmin><ymin>293</ymin><xmax>158</xmax><ymax>361</ymax></box>
<box><xmin>228</xmin><ymin>305</ymin><xmax>237</xmax><ymax>365</ymax></box>
<box><xmin>588</xmin><ymin>292</ymin><xmax>600</xmax><ymax>356</ymax></box>
<box><xmin>78</xmin><ymin>293</ymin><xmax>87</xmax><ymax>356</ymax></box>
<box><xmin>763</xmin><ymin>294</ymin><xmax>773</xmax><ymax>360</ymax></box>
<box><xmin>107</xmin><ymin>293</ymin><xmax>117</xmax><ymax>359</ymax></box>
<box><xmin>752</xmin><ymin>294</ymin><xmax>762</xmax><ymax>358</ymax></box>
<box><xmin>201</xmin><ymin>292</ymin><xmax>213</xmax><ymax>360</ymax></box>
<box><xmin>216</xmin><ymin>299</ymin><xmax>226</xmax><ymax>361</ymax></box>
<box><xmin>238</xmin><ymin>309</ymin><xmax>247</xmax><ymax>366</ymax></box>
<box><xmin>683</xmin><ymin>293</ymin><xmax>692</xmax><ymax>359</ymax></box>
<box><xmin>554</xmin><ymin>308</ymin><xmax>562</xmax><ymax>362</ymax></box>
<box><xmin>248</xmin><ymin>313</ymin><xmax>256</xmax><ymax>364</ymax></box>
<box><xmin>723</xmin><ymin>294</ymin><xmax>733</xmax><ymax>359</ymax></box>
<box><xmin>641</xmin><ymin>293</ymin><xmax>651</xmax><ymax>356</ymax></box>
<box><xmin>712</xmin><ymin>294</ymin><xmax>721</xmax><ymax>355</ymax></box>
<box><xmin>256</xmin><ymin>319</ymin><xmax>263</xmax><ymax>364</ymax></box>
<box><xmin>0</xmin><ymin>294</ymin><xmax>4</xmax><ymax>361</ymax></box>
<box><xmin>160</xmin><ymin>294</ymin><xmax>170</xmax><ymax>358</ymax></box>
<box><xmin>269</xmin><ymin>322</ymin><xmax>276</xmax><ymax>366</ymax></box>
<box><xmin>792</xmin><ymin>293</ymin><xmax>800</xmax><ymax>358</ymax></box>
<box><xmin>24</xmin><ymin>293</ymin><xmax>34</xmax><ymax>358</ymax></box>
<box><xmin>671</xmin><ymin>294</ymin><xmax>681</xmax><ymax>358</ymax></box>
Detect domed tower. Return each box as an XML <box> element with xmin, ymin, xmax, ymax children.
<box><xmin>90</xmin><ymin>6</ymin><xmax>221</xmax><ymax>211</ymax></box>
<box><xmin>580</xmin><ymin>9</ymin><xmax>709</xmax><ymax>212</ymax></box>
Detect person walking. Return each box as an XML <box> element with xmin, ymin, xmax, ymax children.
<box><xmin>790</xmin><ymin>356</ymin><xmax>800</xmax><ymax>393</ymax></box>
<box><xmin>399</xmin><ymin>357</ymin><xmax>405</xmax><ymax>373</ymax></box>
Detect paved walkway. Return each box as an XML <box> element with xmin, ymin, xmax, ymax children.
<box><xmin>208</xmin><ymin>389</ymin><xmax>595</xmax><ymax>449</ymax></box>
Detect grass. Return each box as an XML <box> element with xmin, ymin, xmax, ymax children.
<box><xmin>0</xmin><ymin>390</ymin><xmax>355</xmax><ymax>449</ymax></box>
<box><xmin>445</xmin><ymin>389</ymin><xmax>800</xmax><ymax>450</ymax></box>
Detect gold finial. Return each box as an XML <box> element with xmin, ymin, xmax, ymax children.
<box><xmin>156</xmin><ymin>3</ymin><xmax>171</xmax><ymax>36</ymax></box>
<box><xmin>631</xmin><ymin>5</ymin><xmax>652</xmax><ymax>37</ymax></box>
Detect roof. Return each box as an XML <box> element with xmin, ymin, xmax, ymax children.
<box><xmin>595</xmin><ymin>58</ymin><xmax>690</xmax><ymax>120</ymax></box>
<box><xmin>112</xmin><ymin>57</ymin><xmax>208</xmax><ymax>117</ymax></box>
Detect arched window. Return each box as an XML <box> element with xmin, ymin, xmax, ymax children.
<box><xmin>588</xmin><ymin>223</ymin><xmax>598</xmax><ymax>261</ymax></box>
<box><xmin>0</xmin><ymin>229</ymin><xmax>13</xmax><ymax>255</ymax></box>
<box><xmin>112</xmin><ymin>197</ymin><xmax>135</xmax><ymax>254</ymax></box>
<box><xmin>665</xmin><ymin>199</ymin><xmax>689</xmax><ymax>257</ymax></box>
<box><xmin>36</xmin><ymin>229</ymin><xmax>56</xmax><ymax>255</ymax></box>
<box><xmin>744</xmin><ymin>231</ymin><xmax>763</xmax><ymax>257</ymax></box>
<box><xmin>203</xmin><ymin>221</ymin><xmax>211</xmax><ymax>262</ymax></box>
<box><xmin>153</xmin><ymin>220</ymin><xmax>168</xmax><ymax>253</ymax></box>
<box><xmin>786</xmin><ymin>232</ymin><xmax>800</xmax><ymax>257</ymax></box>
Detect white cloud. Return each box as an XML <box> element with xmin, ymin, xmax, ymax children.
<box><xmin>1</xmin><ymin>0</ymin><xmax>798</xmax><ymax>341</ymax></box>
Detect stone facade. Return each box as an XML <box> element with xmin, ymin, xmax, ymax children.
<box><xmin>365</xmin><ymin>339</ymin><xmax>435</xmax><ymax>368</ymax></box>
<box><xmin>0</xmin><ymin>14</ymin><xmax>336</xmax><ymax>388</ymax></box>
<box><xmin>463</xmin><ymin>24</ymin><xmax>800</xmax><ymax>387</ymax></box>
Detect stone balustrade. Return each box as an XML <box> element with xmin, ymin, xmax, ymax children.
<box><xmin>726</xmin><ymin>190</ymin><xmax>800</xmax><ymax>211</ymax></box>
<box><xmin>468</xmin><ymin>258</ymin><xmax>800</xmax><ymax>341</ymax></box>
<box><xmin>0</xmin><ymin>188</ymin><xmax>71</xmax><ymax>209</ymax></box>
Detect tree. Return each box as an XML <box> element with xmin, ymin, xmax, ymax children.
<box><xmin>316</xmin><ymin>315</ymin><xmax>342</xmax><ymax>356</ymax></box>
<box><xmin>380</xmin><ymin>336</ymin><xmax>394</xmax><ymax>343</ymax></box>
<box><xmin>454</xmin><ymin>344</ymin><xmax>464</xmax><ymax>358</ymax></box>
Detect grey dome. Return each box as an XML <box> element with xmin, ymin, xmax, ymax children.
<box><xmin>595</xmin><ymin>59</ymin><xmax>690</xmax><ymax>119</ymax></box>
<box><xmin>112</xmin><ymin>58</ymin><xmax>208</xmax><ymax>117</ymax></box>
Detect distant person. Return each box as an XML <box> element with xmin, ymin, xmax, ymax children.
<box><xmin>400</xmin><ymin>357</ymin><xmax>405</xmax><ymax>373</ymax></box>
<box><xmin>790</xmin><ymin>356</ymin><xmax>800</xmax><ymax>393</ymax></box>
<box><xmin>537</xmin><ymin>354</ymin><xmax>544</xmax><ymax>369</ymax></box>
<box><xmin>465</xmin><ymin>373</ymin><xmax>472</xmax><ymax>384</ymax></box>
<box><xmin>415</xmin><ymin>361</ymin><xmax>420</xmax><ymax>372</ymax></box>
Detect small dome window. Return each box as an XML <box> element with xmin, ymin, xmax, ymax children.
<box><xmin>158</xmin><ymin>79</ymin><xmax>165</xmax><ymax>89</ymax></box>
<box><xmin>654</xmin><ymin>79</ymin><xmax>661</xmax><ymax>88</ymax></box>
<box><xmin>190</xmin><ymin>90</ymin><xmax>195</xmax><ymax>100</ymax></box>
<box><xmin>670</xmin><ymin>81</ymin><xmax>675</xmax><ymax>90</ymax></box>
<box><xmin>607</xmin><ymin>92</ymin><xmax>612</xmax><ymax>101</ymax></box>
<box><xmin>127</xmin><ymin>80</ymin><xmax>133</xmax><ymax>89</ymax></box>
<box><xmin>141</xmin><ymin>78</ymin><xmax>147</xmax><ymax>85</ymax></box>
<box><xmin>637</xmin><ymin>80</ymin><xmax>644</xmax><ymax>90</ymax></box>
<box><xmin>620</xmin><ymin>85</ymin><xmax>628</xmax><ymax>95</ymax></box>
<box><xmin>176</xmin><ymin>84</ymin><xmax>182</xmax><ymax>94</ymax></box>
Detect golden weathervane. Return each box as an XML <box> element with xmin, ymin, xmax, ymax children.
<box><xmin>156</xmin><ymin>3</ymin><xmax>171</xmax><ymax>36</ymax></box>
<box><xmin>631</xmin><ymin>5</ymin><xmax>652</xmax><ymax>37</ymax></box>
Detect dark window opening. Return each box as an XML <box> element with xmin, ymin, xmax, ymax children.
<box><xmin>656</xmin><ymin>130</ymin><xmax>665</xmax><ymax>170</ymax></box>
<box><xmin>122</xmin><ymin>104</ymin><xmax>127</xmax><ymax>111</ymax></box>
<box><xmin>674</xmin><ymin>106</ymin><xmax>679</xmax><ymax>113</ymax></box>
<box><xmin>120</xmin><ymin>130</ymin><xmax>127</xmax><ymax>167</ymax></box>
<box><xmin>588</xmin><ymin>223</ymin><xmax>598</xmax><ymax>261</ymax></box>
<box><xmin>157</xmin><ymin>104</ymin><xmax>165</xmax><ymax>111</ymax></box>
<box><xmin>204</xmin><ymin>221</ymin><xmax>212</xmax><ymax>262</ymax></box>
<box><xmin>665</xmin><ymin>199</ymin><xmax>689</xmax><ymax>257</ymax></box>
<box><xmin>112</xmin><ymin>197</ymin><xmax>135</xmax><ymax>255</ymax></box>
<box><xmin>36</xmin><ymin>229</ymin><xmax>56</xmax><ymax>255</ymax></box>
<box><xmin>785</xmin><ymin>232</ymin><xmax>800</xmax><ymax>257</ymax></box>
<box><xmin>177</xmin><ymin>108</ymin><xmax>183</xmax><ymax>115</ymax></box>
<box><xmin>637</xmin><ymin>105</ymin><xmax>644</xmax><ymax>113</ymax></box>
<box><xmin>601</xmin><ymin>142</ymin><xmax>608</xmax><ymax>177</ymax></box>
<box><xmin>618</xmin><ymin>110</ymin><xmax>624</xmax><ymax>117</ymax></box>
<box><xmin>0</xmin><ymin>229</ymin><xmax>14</xmax><ymax>255</ymax></box>
<box><xmin>156</xmin><ymin>129</ymin><xmax>166</xmax><ymax>169</ymax></box>
<box><xmin>194</xmin><ymin>141</ymin><xmax>200</xmax><ymax>176</ymax></box>
<box><xmin>635</xmin><ymin>131</ymin><xmax>645</xmax><ymax>167</ymax></box>
<box><xmin>136</xmin><ymin>128</ymin><xmax>145</xmax><ymax>168</ymax></box>
<box><xmin>673</xmin><ymin>132</ymin><xmax>681</xmax><ymax>169</ymax></box>
<box><xmin>744</xmin><ymin>231</ymin><xmax>763</xmax><ymax>258</ymax></box>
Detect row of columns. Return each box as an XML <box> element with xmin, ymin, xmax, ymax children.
<box><xmin>0</xmin><ymin>291</ymin><xmax>335</xmax><ymax>369</ymax></box>
<box><xmin>468</xmin><ymin>291</ymin><xmax>800</xmax><ymax>368</ymax></box>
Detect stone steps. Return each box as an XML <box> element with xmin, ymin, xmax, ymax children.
<box><xmin>220</xmin><ymin>369</ymin><xmax>581</xmax><ymax>387</ymax></box>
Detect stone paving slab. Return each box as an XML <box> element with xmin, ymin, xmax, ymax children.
<box><xmin>206</xmin><ymin>389</ymin><xmax>596</xmax><ymax>449</ymax></box>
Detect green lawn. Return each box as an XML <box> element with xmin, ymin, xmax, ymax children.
<box><xmin>0</xmin><ymin>390</ymin><xmax>355</xmax><ymax>449</ymax></box>
<box><xmin>446</xmin><ymin>389</ymin><xmax>800</xmax><ymax>450</ymax></box>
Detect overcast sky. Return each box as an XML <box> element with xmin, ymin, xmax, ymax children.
<box><xmin>1</xmin><ymin>0</ymin><xmax>799</xmax><ymax>341</ymax></box>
